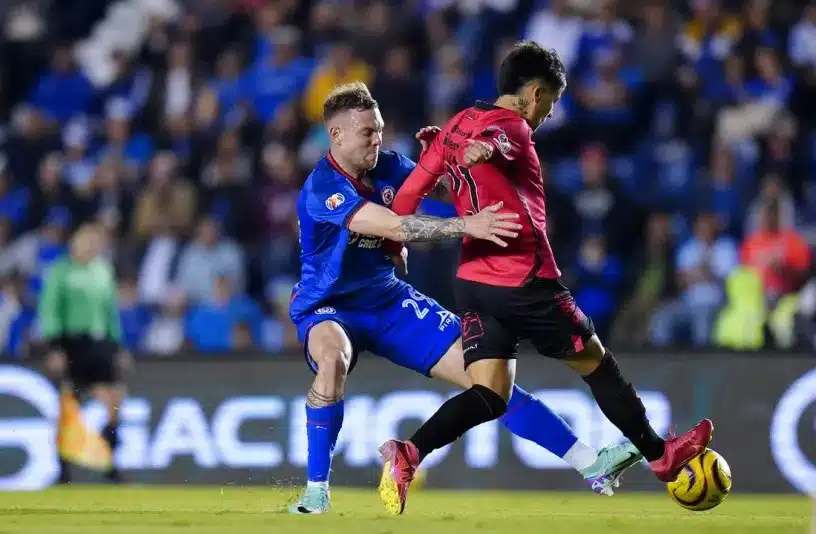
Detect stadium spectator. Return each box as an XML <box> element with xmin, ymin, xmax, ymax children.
<box><xmin>569</xmin><ymin>144</ymin><xmax>636</xmax><ymax>253</ymax></box>
<box><xmin>62</xmin><ymin>119</ymin><xmax>94</xmax><ymax>191</ymax></box>
<box><xmin>427</xmin><ymin>43</ymin><xmax>470</xmax><ymax>125</ymax></box>
<box><xmin>117</xmin><ymin>276</ymin><xmax>150</xmax><ymax>353</ymax></box>
<box><xmin>372</xmin><ymin>45</ymin><xmax>426</xmax><ymax>134</ymax></box>
<box><xmin>97</xmin><ymin>98</ymin><xmax>155</xmax><ymax>176</ymax></box>
<box><xmin>524</xmin><ymin>0</ymin><xmax>583</xmax><ymax>73</ymax></box>
<box><xmin>27</xmin><ymin>43</ymin><xmax>92</xmax><ymax>124</ymax></box>
<box><xmin>208</xmin><ymin>47</ymin><xmax>246</xmax><ymax>126</ymax></box>
<box><xmin>741</xmin><ymin>199</ymin><xmax>811</xmax><ymax>301</ymax></box>
<box><xmin>0</xmin><ymin>158</ymin><xmax>29</xmax><ymax>231</ymax></box>
<box><xmin>650</xmin><ymin>212</ymin><xmax>738</xmax><ymax>347</ymax></box>
<box><xmin>185</xmin><ymin>274</ymin><xmax>261</xmax><ymax>352</ymax></box>
<box><xmin>569</xmin><ymin>234</ymin><xmax>624</xmax><ymax>339</ymax></box>
<box><xmin>200</xmin><ymin>129</ymin><xmax>253</xmax><ymax>237</ymax></box>
<box><xmin>302</xmin><ymin>38</ymin><xmax>372</xmax><ymax>123</ymax></box>
<box><xmin>611</xmin><ymin>212</ymin><xmax>675</xmax><ymax>347</ymax></box>
<box><xmin>245</xmin><ymin>26</ymin><xmax>313</xmax><ymax>124</ymax></box>
<box><xmin>175</xmin><ymin>216</ymin><xmax>244</xmax><ymax>303</ymax></box>
<box><xmin>3</xmin><ymin>206</ymin><xmax>70</xmax><ymax>294</ymax></box>
<box><xmin>132</xmin><ymin>152</ymin><xmax>196</xmax><ymax>242</ymax></box>
<box><xmin>789</xmin><ymin>1</ymin><xmax>816</xmax><ymax>125</ymax></box>
<box><xmin>254</xmin><ymin>143</ymin><xmax>299</xmax><ymax>281</ymax></box>
<box><xmin>697</xmin><ymin>144</ymin><xmax>744</xmax><ymax>239</ymax></box>
<box><xmin>142</xmin><ymin>288</ymin><xmax>187</xmax><ymax>356</ymax></box>
<box><xmin>715</xmin><ymin>47</ymin><xmax>793</xmax><ymax>143</ymax></box>
<box><xmin>744</xmin><ymin>173</ymin><xmax>797</xmax><ymax>236</ymax></box>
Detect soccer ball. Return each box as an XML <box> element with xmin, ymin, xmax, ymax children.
<box><xmin>667</xmin><ymin>448</ymin><xmax>732</xmax><ymax>511</ymax></box>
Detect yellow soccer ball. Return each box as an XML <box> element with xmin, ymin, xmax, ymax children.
<box><xmin>667</xmin><ymin>448</ymin><xmax>732</xmax><ymax>511</ymax></box>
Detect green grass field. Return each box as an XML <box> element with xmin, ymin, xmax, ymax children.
<box><xmin>0</xmin><ymin>487</ymin><xmax>810</xmax><ymax>534</ymax></box>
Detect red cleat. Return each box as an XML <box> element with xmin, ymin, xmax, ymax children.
<box><xmin>650</xmin><ymin>418</ymin><xmax>714</xmax><ymax>483</ymax></box>
<box><xmin>377</xmin><ymin>439</ymin><xmax>420</xmax><ymax>515</ymax></box>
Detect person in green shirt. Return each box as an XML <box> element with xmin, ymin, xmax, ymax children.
<box><xmin>40</xmin><ymin>223</ymin><xmax>131</xmax><ymax>484</ymax></box>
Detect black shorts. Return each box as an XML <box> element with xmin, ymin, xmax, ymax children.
<box><xmin>61</xmin><ymin>336</ymin><xmax>120</xmax><ymax>390</ymax></box>
<box><xmin>454</xmin><ymin>277</ymin><xmax>595</xmax><ymax>367</ymax></box>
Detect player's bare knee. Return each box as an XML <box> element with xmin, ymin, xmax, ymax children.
<box><xmin>467</xmin><ymin>359</ymin><xmax>515</xmax><ymax>402</ymax></box>
<box><xmin>563</xmin><ymin>335</ymin><xmax>606</xmax><ymax>375</ymax></box>
<box><xmin>580</xmin><ymin>335</ymin><xmax>605</xmax><ymax>361</ymax></box>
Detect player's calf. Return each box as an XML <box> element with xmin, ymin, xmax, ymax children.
<box><xmin>568</xmin><ymin>338</ymin><xmax>666</xmax><ymax>462</ymax></box>
<box><xmin>293</xmin><ymin>321</ymin><xmax>353</xmax><ymax>512</ymax></box>
<box><xmin>378</xmin><ymin>361</ymin><xmax>511</xmax><ymax>514</ymax></box>
<box><xmin>568</xmin><ymin>337</ymin><xmax>713</xmax><ymax>482</ymax></box>
<box><xmin>411</xmin><ymin>359</ymin><xmax>512</xmax><ymax>462</ymax></box>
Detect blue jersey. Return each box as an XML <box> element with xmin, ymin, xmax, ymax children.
<box><xmin>290</xmin><ymin>150</ymin><xmax>415</xmax><ymax>321</ymax></box>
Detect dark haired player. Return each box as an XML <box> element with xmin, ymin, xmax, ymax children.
<box><xmin>288</xmin><ymin>81</ymin><xmax>644</xmax><ymax>514</ymax></box>
<box><xmin>380</xmin><ymin>42</ymin><xmax>713</xmax><ymax>515</ymax></box>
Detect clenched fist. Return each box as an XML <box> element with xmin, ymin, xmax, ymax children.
<box><xmin>461</xmin><ymin>140</ymin><xmax>494</xmax><ymax>167</ymax></box>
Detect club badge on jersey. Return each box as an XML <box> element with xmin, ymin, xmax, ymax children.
<box><xmin>484</xmin><ymin>126</ymin><xmax>512</xmax><ymax>154</ymax></box>
<box><xmin>381</xmin><ymin>186</ymin><xmax>395</xmax><ymax>206</ymax></box>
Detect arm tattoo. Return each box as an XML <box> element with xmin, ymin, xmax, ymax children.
<box><xmin>306</xmin><ymin>387</ymin><xmax>342</xmax><ymax>408</ymax></box>
<box><xmin>396</xmin><ymin>215</ymin><xmax>466</xmax><ymax>242</ymax></box>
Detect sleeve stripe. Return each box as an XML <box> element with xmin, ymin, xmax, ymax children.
<box><xmin>343</xmin><ymin>199</ymin><xmax>370</xmax><ymax>228</ymax></box>
<box><xmin>418</xmin><ymin>160</ymin><xmax>445</xmax><ymax>176</ymax></box>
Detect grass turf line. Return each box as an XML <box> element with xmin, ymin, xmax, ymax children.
<box><xmin>0</xmin><ymin>487</ymin><xmax>808</xmax><ymax>534</ymax></box>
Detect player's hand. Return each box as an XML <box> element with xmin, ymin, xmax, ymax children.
<box><xmin>463</xmin><ymin>201</ymin><xmax>522</xmax><ymax>247</ymax></box>
<box><xmin>461</xmin><ymin>140</ymin><xmax>494</xmax><ymax>167</ymax></box>
<box><xmin>415</xmin><ymin>126</ymin><xmax>441</xmax><ymax>152</ymax></box>
<box><xmin>389</xmin><ymin>246</ymin><xmax>409</xmax><ymax>275</ymax></box>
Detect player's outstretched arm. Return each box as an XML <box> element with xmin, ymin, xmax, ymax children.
<box><xmin>392</xmin><ymin>163</ymin><xmax>444</xmax><ymax>216</ymax></box>
<box><xmin>348</xmin><ymin>201</ymin><xmax>521</xmax><ymax>247</ymax></box>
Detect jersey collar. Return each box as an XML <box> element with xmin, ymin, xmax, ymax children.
<box><xmin>474</xmin><ymin>100</ymin><xmax>502</xmax><ymax>111</ymax></box>
<box><xmin>326</xmin><ymin>152</ymin><xmax>375</xmax><ymax>195</ymax></box>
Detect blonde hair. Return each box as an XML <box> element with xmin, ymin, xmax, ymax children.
<box><xmin>323</xmin><ymin>81</ymin><xmax>377</xmax><ymax>122</ymax></box>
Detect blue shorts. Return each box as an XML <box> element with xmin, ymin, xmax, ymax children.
<box><xmin>294</xmin><ymin>284</ymin><xmax>460</xmax><ymax>376</ymax></box>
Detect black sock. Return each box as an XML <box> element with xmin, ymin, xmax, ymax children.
<box><xmin>102</xmin><ymin>422</ymin><xmax>120</xmax><ymax>450</ymax></box>
<box><xmin>58</xmin><ymin>458</ymin><xmax>72</xmax><ymax>483</ymax></box>
<box><xmin>582</xmin><ymin>351</ymin><xmax>665</xmax><ymax>461</ymax></box>
<box><xmin>409</xmin><ymin>385</ymin><xmax>507</xmax><ymax>461</ymax></box>
<box><xmin>103</xmin><ymin>422</ymin><xmax>120</xmax><ymax>477</ymax></box>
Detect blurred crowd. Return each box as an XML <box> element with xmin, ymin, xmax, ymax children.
<box><xmin>0</xmin><ymin>0</ymin><xmax>813</xmax><ymax>358</ymax></box>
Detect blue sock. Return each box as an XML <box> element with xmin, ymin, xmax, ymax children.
<box><xmin>500</xmin><ymin>385</ymin><xmax>577</xmax><ymax>458</ymax></box>
<box><xmin>305</xmin><ymin>400</ymin><xmax>345</xmax><ymax>483</ymax></box>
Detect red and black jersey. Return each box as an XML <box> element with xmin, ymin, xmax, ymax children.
<box><xmin>393</xmin><ymin>101</ymin><xmax>561</xmax><ymax>286</ymax></box>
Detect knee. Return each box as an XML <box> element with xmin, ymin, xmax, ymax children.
<box><xmin>570</xmin><ymin>335</ymin><xmax>605</xmax><ymax>363</ymax></box>
<box><xmin>564</xmin><ymin>335</ymin><xmax>606</xmax><ymax>375</ymax></box>
<box><xmin>471</xmin><ymin>384</ymin><xmax>508</xmax><ymax>419</ymax></box>
<box><xmin>467</xmin><ymin>359</ymin><xmax>515</xmax><ymax>402</ymax></box>
<box><xmin>583</xmin><ymin>336</ymin><xmax>605</xmax><ymax>360</ymax></box>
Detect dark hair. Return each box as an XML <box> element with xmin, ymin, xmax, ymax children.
<box><xmin>497</xmin><ymin>41</ymin><xmax>567</xmax><ymax>96</ymax></box>
<box><xmin>322</xmin><ymin>82</ymin><xmax>378</xmax><ymax>122</ymax></box>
